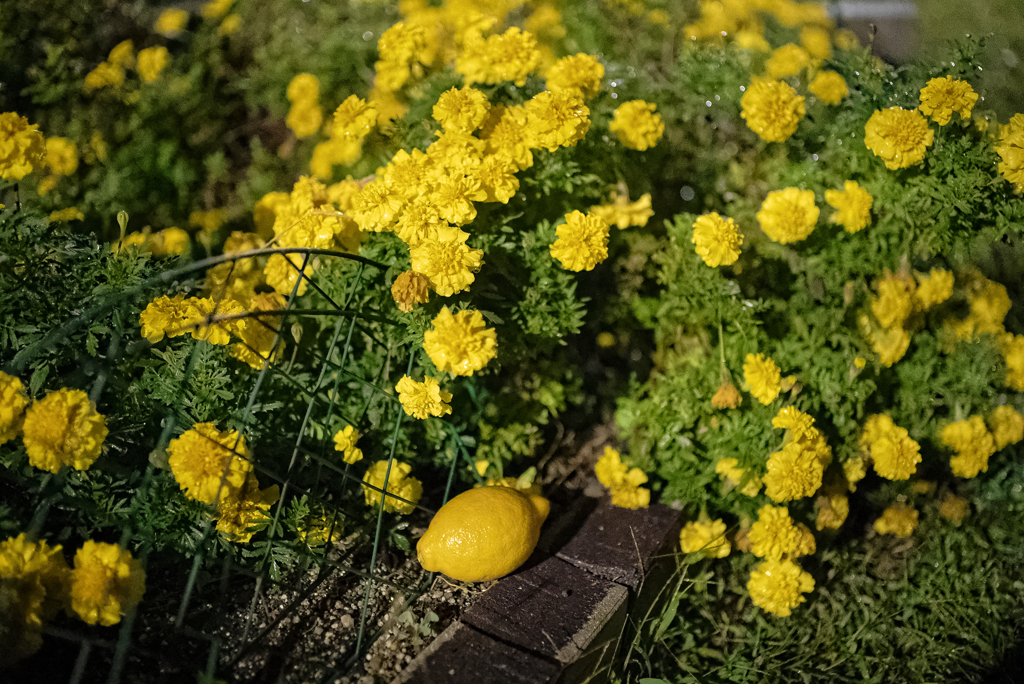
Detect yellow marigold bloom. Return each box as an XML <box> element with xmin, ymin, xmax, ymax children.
<box><xmin>680</xmin><ymin>519</ymin><xmax>730</xmax><ymax>559</ymax></box>
<box><xmin>0</xmin><ymin>112</ymin><xmax>45</xmax><ymax>181</ymax></box>
<box><xmin>333</xmin><ymin>425</ymin><xmax>363</xmax><ymax>464</ymax></box>
<box><xmin>22</xmin><ymin>388</ymin><xmax>108</xmax><ymax>473</ymax></box>
<box><xmin>939</xmin><ymin>492</ymin><xmax>969</xmax><ymax>525</ymax></box>
<box><xmin>765</xmin><ymin>43</ymin><xmax>811</xmax><ymax>79</ymax></box>
<box><xmin>808</xmin><ymin>71</ymin><xmax>848</xmax><ymax>105</ymax></box>
<box><xmin>765</xmin><ymin>441</ymin><xmax>826</xmax><ymax>502</ymax></box>
<box><xmin>715</xmin><ymin>457</ymin><xmax>761</xmax><ymax>496</ymax></box>
<box><xmin>0</xmin><ymin>533</ymin><xmax>69</xmax><ymax>663</ymax></box>
<box><xmin>391</xmin><ymin>270</ymin><xmax>430</xmax><ymax>313</ymax></box>
<box><xmin>140</xmin><ymin>295</ymin><xmax>244</xmax><ymax>345</ymax></box>
<box><xmin>205</xmin><ymin>231</ymin><xmax>266</xmax><ymax>305</ymax></box>
<box><xmin>218</xmin><ymin>14</ymin><xmax>240</xmax><ymax>36</ymax></box>
<box><xmin>394</xmin><ymin>198</ymin><xmax>441</xmax><ymax>248</ymax></box>
<box><xmin>735</xmin><ymin>29</ymin><xmax>771</xmax><ymax>52</ymax></box>
<box><xmin>815</xmin><ymin>494</ymin><xmax>849</xmax><ymax>531</ymax></box>
<box><xmin>230</xmin><ymin>292</ymin><xmax>286</xmax><ymax>370</ymax></box>
<box><xmin>351</xmin><ymin>179</ymin><xmax>405</xmax><ymax>232</ymax></box>
<box><xmin>918</xmin><ymin>76</ymin><xmax>978</xmax><ymax>126</ymax></box>
<box><xmin>137</xmin><ymin>46</ymin><xmax>170</xmax><ymax>84</ymax></box>
<box><xmin>989</xmin><ymin>405</ymin><xmax>1024</xmax><ymax>450</ymax></box>
<box><xmin>0</xmin><ymin>371</ymin><xmax>28</xmax><ymax>446</ymax></box>
<box><xmin>423</xmin><ymin>307</ymin><xmax>498</xmax><ymax>376</ymax></box>
<box><xmin>942</xmin><ymin>416</ymin><xmax>996</xmax><ymax>478</ymax></box>
<box><xmin>215</xmin><ymin>473</ymin><xmax>279</xmax><ymax>542</ymax></box>
<box><xmin>749</xmin><ymin>505</ymin><xmax>815</xmax><ymax>561</ymax></box>
<box><xmin>870</xmin><ymin>422</ymin><xmax>922</xmax><ymax>481</ymax></box>
<box><xmin>995</xmin><ymin>114</ymin><xmax>1024</xmax><ymax>193</ymax></box>
<box><xmin>524</xmin><ymin>89</ymin><xmax>591</xmax><ymax>152</ymax></box>
<box><xmin>692</xmin><ymin>212</ymin><xmax>743</xmax><ymax>267</ymax></box>
<box><xmin>287</xmin><ymin>99</ymin><xmax>323</xmax><ymax>139</ymax></box>
<box><xmin>595</xmin><ymin>446</ymin><xmax>627</xmax><ymax>488</ymax></box>
<box><xmin>873</xmin><ymin>503</ymin><xmax>918</xmax><ymax>537</ymax></box>
<box><xmin>871</xmin><ymin>271</ymin><xmax>915</xmax><ymax>329</ymax></box>
<box><xmin>545</xmin><ymin>53</ymin><xmax>604</xmax><ymax>99</ymax></box>
<box><xmin>107</xmin><ymin>40</ymin><xmax>134</xmax><ymax>69</ymax></box>
<box><xmin>433</xmin><ymin>86</ymin><xmax>491</xmax><ymax>133</ymax></box>
<box><xmin>747</xmin><ymin>559</ymin><xmax>814</xmax><ymax>617</ymax></box>
<box><xmin>756</xmin><ymin>187</ymin><xmax>819</xmax><ymax>244</ymax></box>
<box><xmin>483</xmin><ymin>105</ymin><xmax>535</xmax><ymax>170</ymax></box>
<box><xmin>429</xmin><ymin>174</ymin><xmax>483</xmax><ymax>225</ymax></box>
<box><xmin>843</xmin><ymin>456</ymin><xmax>866</xmax><ymax>492</ymax></box>
<box><xmin>609</xmin><ymin>100</ymin><xmax>664</xmax><ymax>151</ymax></box>
<box><xmin>299</xmin><ymin>508</ymin><xmax>343</xmax><ymax>547</ymax></box>
<box><xmin>84</xmin><ymin>61</ymin><xmax>125</xmax><ymax>91</ymax></box>
<box><xmin>743</xmin><ymin>353</ymin><xmax>781</xmax><ymax>405</ymax></box>
<box><xmin>396</xmin><ymin>375</ymin><xmax>452</xmax><ymax>420</ymax></box>
<box><xmin>590</xmin><ymin>192</ymin><xmax>653</xmax><ymax>230</ymax></box>
<box><xmin>48</xmin><ymin>207</ymin><xmax>84</xmax><ymax>222</ymax></box>
<box><xmin>740</xmin><ymin>78</ymin><xmax>805</xmax><ymax>143</ymax></box>
<box><xmin>362</xmin><ymin>460</ymin><xmax>422</xmax><ymax>514</ymax></box>
<box><xmin>333</xmin><ymin>95</ymin><xmax>378</xmax><ymax>140</ymax></box>
<box><xmin>139</xmin><ymin>295</ymin><xmax>196</xmax><ymax>343</ymax></box>
<box><xmin>44</xmin><ymin>137</ymin><xmax>78</xmax><ymax>176</ymax></box>
<box><xmin>835</xmin><ymin>29</ymin><xmax>860</xmax><ymax>50</ymax></box>
<box><xmin>310</xmin><ymin>137</ymin><xmax>362</xmax><ymax>179</ymax></box>
<box><xmin>470</xmin><ymin>155</ymin><xmax>518</xmax><ymax>205</ymax></box>
<box><xmin>711</xmin><ymin>383</ymin><xmax>743</xmax><ymax>410</ymax></box>
<box><xmin>854</xmin><ymin>356</ymin><xmax>867</xmax><ymax>368</ymax></box>
<box><xmin>914</xmin><ymin>268</ymin><xmax>953</xmax><ymax>310</ymax></box>
<box><xmin>89</xmin><ymin>131</ymin><xmax>107</xmax><ymax>163</ymax></box>
<box><xmin>824</xmin><ymin>180</ymin><xmax>871</xmax><ymax>233</ymax></box>
<box><xmin>456</xmin><ymin>27</ymin><xmax>541</xmax><ymax>87</ymax></box>
<box><xmin>864</xmin><ymin>317</ymin><xmax>911</xmax><ymax>367</ymax></box>
<box><xmin>950</xmin><ymin>274</ymin><xmax>1012</xmax><ymax>341</ymax></box>
<box><xmin>410</xmin><ymin>226</ymin><xmax>483</xmax><ymax>297</ymax></box>
<box><xmin>800</xmin><ymin>26</ymin><xmax>832</xmax><ymax>60</ymax></box>
<box><xmin>550</xmin><ymin>210</ymin><xmax>610</xmax><ymax>272</ymax></box>
<box><xmin>155</xmin><ymin>8</ymin><xmax>189</xmax><ymax>37</ymax></box>
<box><xmin>610</xmin><ymin>479</ymin><xmax>651</xmax><ymax>509</ymax></box>
<box><xmin>864</xmin><ymin>107</ymin><xmax>934</xmax><ymax>170</ymax></box>
<box><xmin>69</xmin><ymin>541</ymin><xmax>145</xmax><ymax>627</ymax></box>
<box><xmin>286</xmin><ymin>73</ymin><xmax>320</xmax><ymax>103</ymax></box>
<box><xmin>201</xmin><ymin>0</ymin><xmax>232</xmax><ymax>20</ymax></box>
<box><xmin>167</xmin><ymin>422</ymin><xmax>253</xmax><ymax>504</ymax></box>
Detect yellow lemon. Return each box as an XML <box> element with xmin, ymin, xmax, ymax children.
<box><xmin>416</xmin><ymin>486</ymin><xmax>550</xmax><ymax>582</ymax></box>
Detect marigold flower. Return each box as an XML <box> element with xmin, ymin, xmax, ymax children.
<box><xmin>815</xmin><ymin>494</ymin><xmax>849</xmax><ymax>530</ymax></box>
<box><xmin>939</xmin><ymin>493</ymin><xmax>969</xmax><ymax>525</ymax></box>
<box><xmin>609</xmin><ymin>100</ymin><xmax>664</xmax><ymax>151</ymax></box>
<box><xmin>205</xmin><ymin>231</ymin><xmax>266</xmax><ymax>305</ymax></box>
<box><xmin>610</xmin><ymin>480</ymin><xmax>651</xmax><ymax>509</ymax></box>
<box><xmin>456</xmin><ymin>27</ymin><xmax>541</xmax><ymax>87</ymax></box>
<box><xmin>0</xmin><ymin>534</ymin><xmax>69</xmax><ymax>663</ymax></box>
<box><xmin>230</xmin><ymin>292</ymin><xmax>286</xmax><ymax>370</ymax></box>
<box><xmin>715</xmin><ymin>457</ymin><xmax>761</xmax><ymax>496</ymax></box>
<box><xmin>287</xmin><ymin>98</ymin><xmax>324</xmax><ymax>139</ymax></box>
<box><xmin>483</xmin><ymin>105</ymin><xmax>535</xmax><ymax>170</ymax></box>
<box><xmin>286</xmin><ymin>73</ymin><xmax>320</xmax><ymax>103</ymax></box>
<box><xmin>545</xmin><ymin>53</ymin><xmax>604</xmax><ymax>99</ymax></box>
<box><xmin>473</xmin><ymin>155</ymin><xmax>520</xmax><ymax>204</ymax></box>
<box><xmin>423</xmin><ymin>307</ymin><xmax>497</xmax><ymax>376</ymax></box>
<box><xmin>215</xmin><ymin>473</ymin><xmax>279</xmax><ymax>542</ymax></box>
<box><xmin>873</xmin><ymin>503</ymin><xmax>918</xmax><ymax>537</ymax></box>
<box><xmin>949</xmin><ymin>274</ymin><xmax>1011</xmax><ymax>341</ymax></box>
<box><xmin>136</xmin><ymin>46</ymin><xmax>170</xmax><ymax>83</ymax></box>
<box><xmin>396</xmin><ymin>375</ymin><xmax>453</xmax><ymax>420</ymax></box>
<box><xmin>756</xmin><ymin>187</ymin><xmax>819</xmax><ymax>244</ymax></box>
<box><xmin>918</xmin><ymin>76</ymin><xmax>978</xmax><ymax>126</ymax></box>
<box><xmin>84</xmin><ymin>62</ymin><xmax>125</xmax><ymax>91</ymax></box>
<box><xmin>801</xmin><ymin>26</ymin><xmax>832</xmax><ymax>59</ymax></box>
<box><xmin>864</xmin><ymin>107</ymin><xmax>934</xmax><ymax>170</ymax></box>
<box><xmin>155</xmin><ymin>8</ymin><xmax>189</xmax><ymax>37</ymax></box>
<box><xmin>410</xmin><ymin>226</ymin><xmax>483</xmax><ymax>297</ymax></box>
<box><xmin>44</xmin><ymin>137</ymin><xmax>78</xmax><ymax>176</ymax></box>
<box><xmin>749</xmin><ymin>505</ymin><xmax>815</xmax><ymax>561</ymax></box>
<box><xmin>765</xmin><ymin>441</ymin><xmax>826</xmax><ymax>502</ymax></box>
<box><xmin>989</xmin><ymin>405</ymin><xmax>1024</xmax><ymax>450</ymax></box>
<box><xmin>299</xmin><ymin>509</ymin><xmax>344</xmax><ymax>547</ymax></box>
<box><xmin>843</xmin><ymin>456</ymin><xmax>866</xmax><ymax>492</ymax></box>
<box><xmin>711</xmin><ymin>382</ymin><xmax>743</xmax><ymax>410</ymax></box>
<box><xmin>680</xmin><ymin>520</ymin><xmax>730</xmax><ymax>559</ymax></box>
<box><xmin>362</xmin><ymin>460</ymin><xmax>422</xmax><ymax>514</ymax></box>
<box><xmin>218</xmin><ymin>14</ymin><xmax>240</xmax><ymax>36</ymax></box>
<box><xmin>692</xmin><ymin>212</ymin><xmax>743</xmax><ymax>267</ymax></box>
<box><xmin>22</xmin><ymin>388</ymin><xmax>108</xmax><ymax>473</ymax></box>
<box><xmin>332</xmin><ymin>95</ymin><xmax>378</xmax><ymax>141</ymax></box>
<box><xmin>747</xmin><ymin>559</ymin><xmax>814</xmax><ymax>617</ymax></box>
<box><xmin>0</xmin><ymin>112</ymin><xmax>45</xmax><ymax>181</ymax></box>
<box><xmin>865</xmin><ymin>318</ymin><xmax>911</xmax><ymax>367</ymax></box>
<box><xmin>734</xmin><ymin>29</ymin><xmax>771</xmax><ymax>52</ymax></box>
<box><xmin>0</xmin><ymin>371</ymin><xmax>28</xmax><ymax>446</ymax></box>
<box><xmin>765</xmin><ymin>43</ymin><xmax>811</xmax><ymax>79</ymax></box>
<box><xmin>429</xmin><ymin>174</ymin><xmax>483</xmax><ymax>225</ymax></box>
<box><xmin>740</xmin><ymin>78</ymin><xmax>805</xmax><ymax>143</ymax></box>
<box><xmin>870</xmin><ymin>422</ymin><xmax>922</xmax><ymax>481</ymax></box>
<box><xmin>524</xmin><ymin>90</ymin><xmax>591</xmax><ymax>152</ymax></box>
<box><xmin>590</xmin><ymin>192</ymin><xmax>653</xmax><ymax>229</ymax></box>
<box><xmin>824</xmin><ymin>180</ymin><xmax>871</xmax><ymax>233</ymax></box>
<box><xmin>743</xmin><ymin>353</ymin><xmax>781</xmax><ymax>405</ymax></box>
<box><xmin>550</xmin><ymin>210</ymin><xmax>610</xmax><ymax>272</ymax></box>
<box><xmin>995</xmin><ymin>114</ymin><xmax>1024</xmax><ymax>193</ymax></box>
<box><xmin>107</xmin><ymin>40</ymin><xmax>134</xmax><ymax>69</ymax></box>
<box><xmin>391</xmin><ymin>270</ymin><xmax>431</xmax><ymax>313</ymax></box>
<box><xmin>48</xmin><ymin>207</ymin><xmax>84</xmax><ymax>222</ymax></box>
<box><xmin>333</xmin><ymin>425</ymin><xmax>363</xmax><ymax>464</ymax></box>
<box><xmin>432</xmin><ymin>86</ymin><xmax>491</xmax><ymax>133</ymax></box>
<box><xmin>871</xmin><ymin>271</ymin><xmax>915</xmax><ymax>329</ymax></box>
<box><xmin>68</xmin><ymin>541</ymin><xmax>145</xmax><ymax>626</ymax></box>
<box><xmin>942</xmin><ymin>416</ymin><xmax>996</xmax><ymax>478</ymax></box>
<box><xmin>914</xmin><ymin>268</ymin><xmax>953</xmax><ymax>310</ymax></box>
<box><xmin>201</xmin><ymin>0</ymin><xmax>232</xmax><ymax>20</ymax></box>
<box><xmin>595</xmin><ymin>446</ymin><xmax>627</xmax><ymax>489</ymax></box>
<box><xmin>808</xmin><ymin>70</ymin><xmax>849</xmax><ymax>105</ymax></box>
<box><xmin>167</xmin><ymin>422</ymin><xmax>253</xmax><ymax>504</ymax></box>
<box><xmin>394</xmin><ymin>197</ymin><xmax>441</xmax><ymax>248</ymax></box>
<box><xmin>350</xmin><ymin>179</ymin><xmax>405</xmax><ymax>233</ymax></box>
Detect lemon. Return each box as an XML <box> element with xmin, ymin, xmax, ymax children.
<box><xmin>416</xmin><ymin>486</ymin><xmax>550</xmax><ymax>582</ymax></box>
